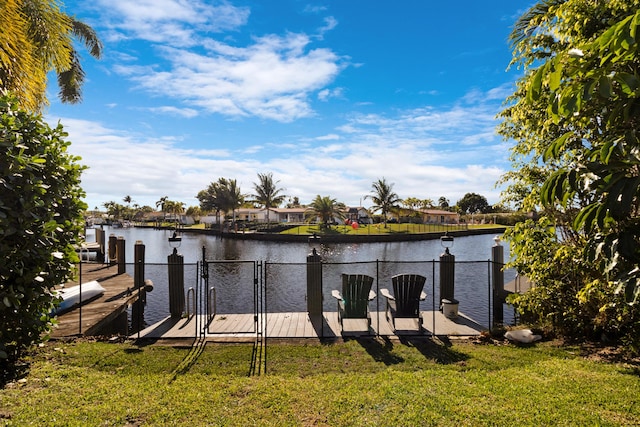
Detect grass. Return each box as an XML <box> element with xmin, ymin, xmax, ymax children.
<box><xmin>176</xmin><ymin>222</ymin><xmax>506</xmax><ymax>236</ymax></box>
<box><xmin>279</xmin><ymin>223</ymin><xmax>504</xmax><ymax>236</ymax></box>
<box><xmin>1</xmin><ymin>338</ymin><xmax>639</xmax><ymax>426</ymax></box>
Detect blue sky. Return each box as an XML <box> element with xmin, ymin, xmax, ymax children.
<box><xmin>47</xmin><ymin>0</ymin><xmax>534</xmax><ymax>211</ymax></box>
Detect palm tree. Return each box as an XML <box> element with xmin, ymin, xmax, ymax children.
<box><xmin>156</xmin><ymin>196</ymin><xmax>168</xmax><ymax>224</ymax></box>
<box><xmin>0</xmin><ymin>0</ymin><xmax>103</xmax><ymax>111</ymax></box>
<box><xmin>56</xmin><ymin>17</ymin><xmax>103</xmax><ymax>104</ymax></box>
<box><xmin>197</xmin><ymin>178</ymin><xmax>245</xmax><ymax>225</ymax></box>
<box><xmin>225</xmin><ymin>178</ymin><xmax>244</xmax><ymax>225</ymax></box>
<box><xmin>438</xmin><ymin>197</ymin><xmax>450</xmax><ymax>209</ymax></box>
<box><xmin>215</xmin><ymin>178</ymin><xmax>244</xmax><ymax>225</ymax></box>
<box><xmin>367</xmin><ymin>178</ymin><xmax>401</xmax><ymax>226</ymax></box>
<box><xmin>305</xmin><ymin>195</ymin><xmax>346</xmax><ymax>229</ymax></box>
<box><xmin>252</xmin><ymin>173</ymin><xmax>286</xmax><ymax>225</ymax></box>
<box><xmin>164</xmin><ymin>200</ymin><xmax>185</xmax><ymax>227</ymax></box>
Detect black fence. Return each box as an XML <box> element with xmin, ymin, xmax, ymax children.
<box><xmin>97</xmin><ymin>255</ymin><xmax>516</xmax><ymax>340</ymax></box>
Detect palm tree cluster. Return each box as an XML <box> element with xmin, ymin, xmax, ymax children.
<box><xmin>196</xmin><ymin>178</ymin><xmax>245</xmax><ymax>225</ymax></box>
<box><xmin>192</xmin><ymin>174</ymin><xmax>460</xmax><ymax>227</ymax></box>
<box><xmin>196</xmin><ymin>172</ymin><xmax>288</xmax><ymax>225</ymax></box>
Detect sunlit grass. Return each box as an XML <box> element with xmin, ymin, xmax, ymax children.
<box><xmin>279</xmin><ymin>223</ymin><xmax>499</xmax><ymax>236</ymax></box>
<box><xmin>1</xmin><ymin>339</ymin><xmax>638</xmax><ymax>426</ymax></box>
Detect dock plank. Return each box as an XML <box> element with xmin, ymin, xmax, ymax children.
<box><xmin>52</xmin><ymin>263</ymin><xmax>140</xmax><ymax>337</ymax></box>
<box><xmin>133</xmin><ymin>310</ymin><xmax>488</xmax><ymax>341</ymax></box>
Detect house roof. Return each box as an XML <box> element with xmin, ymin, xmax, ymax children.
<box><xmin>417</xmin><ymin>209</ymin><xmax>459</xmax><ymax>215</ymax></box>
<box><xmin>271</xmin><ymin>207</ymin><xmax>306</xmax><ymax>214</ymax></box>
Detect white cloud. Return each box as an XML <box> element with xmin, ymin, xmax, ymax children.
<box><xmin>115</xmin><ymin>33</ymin><xmax>345</xmax><ymax>122</ymax></box>
<box><xmin>96</xmin><ymin>0</ymin><xmax>346</xmax><ymax>123</ymax></box>
<box><xmin>53</xmin><ymin>86</ymin><xmax>510</xmax><ymax>211</ymax></box>
<box><xmin>318</xmin><ymin>87</ymin><xmax>344</xmax><ymax>101</ymax></box>
<box><xmin>95</xmin><ymin>0</ymin><xmax>250</xmax><ymax>47</ymax></box>
<box><xmin>147</xmin><ymin>106</ymin><xmax>199</xmax><ymax>118</ymax></box>
<box><xmin>317</xmin><ymin>16</ymin><xmax>338</xmax><ymax>39</ymax></box>
<box><xmin>315</xmin><ymin>134</ymin><xmax>340</xmax><ymax>141</ymax></box>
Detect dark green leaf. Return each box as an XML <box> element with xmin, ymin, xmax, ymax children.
<box><xmin>600</xmin><ymin>140</ymin><xmax>615</xmax><ymax>163</ymax></box>
<box><xmin>543</xmin><ymin>131</ymin><xmax>573</xmax><ymax>162</ymax></box>
<box><xmin>598</xmin><ymin>75</ymin><xmax>612</xmax><ymax>98</ymax></box>
<box><xmin>528</xmin><ymin>65</ymin><xmax>545</xmax><ymax>103</ymax></box>
<box><xmin>615</xmin><ymin>72</ymin><xmax>639</xmax><ymax>95</ymax></box>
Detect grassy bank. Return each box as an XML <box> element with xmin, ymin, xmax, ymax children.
<box><xmin>180</xmin><ymin>222</ymin><xmax>505</xmax><ymax>236</ymax></box>
<box><xmin>280</xmin><ymin>223</ymin><xmax>485</xmax><ymax>236</ymax></box>
<box><xmin>1</xmin><ymin>339</ymin><xmax>639</xmax><ymax>426</ymax></box>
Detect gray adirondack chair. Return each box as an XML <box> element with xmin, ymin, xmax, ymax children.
<box><xmin>331</xmin><ymin>274</ymin><xmax>376</xmax><ymax>330</ymax></box>
<box><xmin>380</xmin><ymin>274</ymin><xmax>427</xmax><ymax>331</ymax></box>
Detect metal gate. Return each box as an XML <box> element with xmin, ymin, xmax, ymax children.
<box><xmin>200</xmin><ymin>247</ymin><xmax>265</xmax><ymax>338</ymax></box>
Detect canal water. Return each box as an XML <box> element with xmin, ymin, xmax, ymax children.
<box><xmin>86</xmin><ymin>226</ymin><xmax>517</xmax><ymax>328</ymax></box>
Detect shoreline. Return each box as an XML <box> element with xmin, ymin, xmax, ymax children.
<box><xmin>138</xmin><ymin>224</ymin><xmax>507</xmax><ymax>243</ymax></box>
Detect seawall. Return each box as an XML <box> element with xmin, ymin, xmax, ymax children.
<box><xmin>168</xmin><ymin>226</ymin><xmax>507</xmax><ymax>243</ymax></box>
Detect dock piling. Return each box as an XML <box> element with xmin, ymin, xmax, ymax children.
<box><xmin>95</xmin><ymin>228</ymin><xmax>105</xmax><ymax>263</ymax></box>
<box><xmin>306</xmin><ymin>248</ymin><xmax>323</xmax><ymax>316</ymax></box>
<box><xmin>168</xmin><ymin>247</ymin><xmax>185</xmax><ymax>318</ymax></box>
<box><xmin>108</xmin><ymin>234</ymin><xmax>117</xmax><ymax>266</ymax></box>
<box><xmin>116</xmin><ymin>236</ymin><xmax>126</xmax><ymax>275</ymax></box>
<box><xmin>492</xmin><ymin>236</ymin><xmax>505</xmax><ymax>327</ymax></box>
<box><xmin>132</xmin><ymin>240</ymin><xmax>146</xmax><ymax>332</ymax></box>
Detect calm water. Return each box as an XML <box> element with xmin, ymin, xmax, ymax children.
<box><xmin>86</xmin><ymin>226</ymin><xmax>516</xmax><ymax>328</ymax></box>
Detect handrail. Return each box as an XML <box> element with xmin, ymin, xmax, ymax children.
<box><xmin>208</xmin><ymin>287</ymin><xmax>216</xmax><ymax>320</ymax></box>
<box><xmin>80</xmin><ymin>246</ymin><xmax>91</xmax><ymax>262</ymax></box>
<box><xmin>186</xmin><ymin>287</ymin><xmax>196</xmax><ymax>319</ymax></box>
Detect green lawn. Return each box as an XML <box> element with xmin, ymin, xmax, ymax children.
<box><xmin>1</xmin><ymin>339</ymin><xmax>638</xmax><ymax>426</ymax></box>
<box><xmin>280</xmin><ymin>223</ymin><xmax>503</xmax><ymax>236</ymax></box>
<box><xmin>178</xmin><ymin>222</ymin><xmax>506</xmax><ymax>236</ymax></box>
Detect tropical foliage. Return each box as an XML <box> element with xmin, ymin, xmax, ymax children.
<box><xmin>498</xmin><ymin>0</ymin><xmax>640</xmax><ymax>349</ymax></box>
<box><xmin>251</xmin><ymin>173</ymin><xmax>286</xmax><ymax>224</ymax></box>
<box><xmin>197</xmin><ymin>178</ymin><xmax>244</xmax><ymax>223</ymax></box>
<box><xmin>367</xmin><ymin>178</ymin><xmax>401</xmax><ymax>225</ymax></box>
<box><xmin>0</xmin><ymin>95</ymin><xmax>86</xmax><ymax>367</ymax></box>
<box><xmin>0</xmin><ymin>0</ymin><xmax>102</xmax><ymax>111</ymax></box>
<box><xmin>305</xmin><ymin>195</ymin><xmax>346</xmax><ymax>228</ymax></box>
<box><xmin>456</xmin><ymin>192</ymin><xmax>490</xmax><ymax>214</ymax></box>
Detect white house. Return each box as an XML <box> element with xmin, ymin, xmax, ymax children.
<box><xmin>200</xmin><ymin>206</ymin><xmax>375</xmax><ymax>225</ymax></box>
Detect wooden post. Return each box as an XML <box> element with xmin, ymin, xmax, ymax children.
<box><xmin>132</xmin><ymin>241</ymin><xmax>145</xmax><ymax>331</ymax></box>
<box><xmin>116</xmin><ymin>236</ymin><xmax>126</xmax><ymax>275</ymax></box>
<box><xmin>439</xmin><ymin>248</ymin><xmax>455</xmax><ymax>303</ymax></box>
<box><xmin>492</xmin><ymin>237</ymin><xmax>505</xmax><ymax>327</ymax></box>
<box><xmin>306</xmin><ymin>248</ymin><xmax>323</xmax><ymax>315</ymax></box>
<box><xmin>168</xmin><ymin>248</ymin><xmax>185</xmax><ymax>318</ymax></box>
<box><xmin>108</xmin><ymin>234</ymin><xmax>117</xmax><ymax>266</ymax></box>
<box><xmin>95</xmin><ymin>228</ymin><xmax>105</xmax><ymax>263</ymax></box>
<box><xmin>134</xmin><ymin>241</ymin><xmax>145</xmax><ymax>288</ymax></box>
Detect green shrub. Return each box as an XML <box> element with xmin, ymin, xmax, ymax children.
<box><xmin>0</xmin><ymin>94</ymin><xmax>86</xmax><ymax>371</ymax></box>
<box><xmin>506</xmin><ymin>218</ymin><xmax>640</xmax><ymax>353</ymax></box>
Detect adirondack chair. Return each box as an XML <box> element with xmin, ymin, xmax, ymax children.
<box><xmin>380</xmin><ymin>274</ymin><xmax>427</xmax><ymax>331</ymax></box>
<box><xmin>331</xmin><ymin>274</ymin><xmax>376</xmax><ymax>330</ymax></box>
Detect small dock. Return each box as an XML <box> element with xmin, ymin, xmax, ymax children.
<box><xmin>133</xmin><ymin>310</ymin><xmax>486</xmax><ymax>341</ymax></box>
<box><xmin>51</xmin><ymin>263</ymin><xmax>140</xmax><ymax>337</ymax></box>
<box><xmin>505</xmin><ymin>275</ymin><xmax>533</xmax><ymax>294</ymax></box>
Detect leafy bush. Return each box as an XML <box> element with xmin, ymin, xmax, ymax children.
<box><xmin>0</xmin><ymin>94</ymin><xmax>86</xmax><ymax>369</ymax></box>
<box><xmin>506</xmin><ymin>219</ymin><xmax>640</xmax><ymax>352</ymax></box>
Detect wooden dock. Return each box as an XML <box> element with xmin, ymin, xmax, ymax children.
<box><xmin>51</xmin><ymin>263</ymin><xmax>140</xmax><ymax>337</ymax></box>
<box><xmin>133</xmin><ymin>310</ymin><xmax>487</xmax><ymax>341</ymax></box>
<box><xmin>505</xmin><ymin>274</ymin><xmax>533</xmax><ymax>293</ymax></box>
